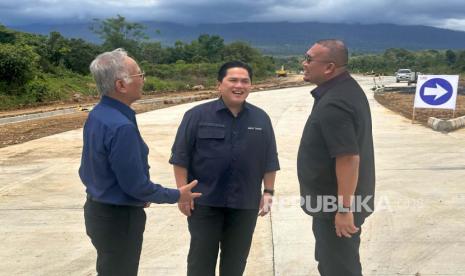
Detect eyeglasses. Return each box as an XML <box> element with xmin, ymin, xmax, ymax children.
<box><xmin>304</xmin><ymin>54</ymin><xmax>347</xmax><ymax>67</ymax></box>
<box><xmin>303</xmin><ymin>54</ymin><xmax>333</xmax><ymax>64</ymax></box>
<box><xmin>129</xmin><ymin>71</ymin><xmax>145</xmax><ymax>80</ymax></box>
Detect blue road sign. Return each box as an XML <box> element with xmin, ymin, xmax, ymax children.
<box><xmin>419</xmin><ymin>78</ymin><xmax>453</xmax><ymax>106</ymax></box>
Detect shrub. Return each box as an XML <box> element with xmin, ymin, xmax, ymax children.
<box><xmin>0</xmin><ymin>43</ymin><xmax>39</xmax><ymax>91</ymax></box>
<box><xmin>24</xmin><ymin>77</ymin><xmax>51</xmax><ymax>102</ymax></box>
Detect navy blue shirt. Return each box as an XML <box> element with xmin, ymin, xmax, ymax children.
<box><xmin>79</xmin><ymin>96</ymin><xmax>180</xmax><ymax>206</ymax></box>
<box><xmin>169</xmin><ymin>98</ymin><xmax>280</xmax><ymax>210</ymax></box>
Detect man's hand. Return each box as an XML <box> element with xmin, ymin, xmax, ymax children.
<box><xmin>334</xmin><ymin>212</ymin><xmax>359</xmax><ymax>238</ymax></box>
<box><xmin>258</xmin><ymin>193</ymin><xmax>273</xmax><ymax>216</ymax></box>
<box><xmin>178</xmin><ymin>200</ymin><xmax>194</xmax><ymax>216</ymax></box>
<box><xmin>178</xmin><ymin>180</ymin><xmax>201</xmax><ymax>216</ymax></box>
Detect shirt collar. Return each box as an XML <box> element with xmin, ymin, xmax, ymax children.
<box><xmin>214</xmin><ymin>97</ymin><xmax>250</xmax><ymax>113</ymax></box>
<box><xmin>100</xmin><ymin>96</ymin><xmax>136</xmax><ymax>123</ymax></box>
<box><xmin>310</xmin><ymin>71</ymin><xmax>351</xmax><ymax>101</ymax></box>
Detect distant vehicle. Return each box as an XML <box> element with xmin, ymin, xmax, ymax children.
<box><xmin>275</xmin><ymin>65</ymin><xmax>288</xmax><ymax>77</ymax></box>
<box><xmin>395</xmin><ymin>69</ymin><xmax>418</xmax><ymax>84</ymax></box>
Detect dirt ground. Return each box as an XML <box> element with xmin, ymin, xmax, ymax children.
<box><xmin>0</xmin><ymin>75</ymin><xmax>305</xmax><ymax>148</ymax></box>
<box><xmin>374</xmin><ymin>92</ymin><xmax>465</xmax><ymax>125</ymax></box>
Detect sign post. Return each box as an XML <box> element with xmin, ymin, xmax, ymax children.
<box><xmin>412</xmin><ymin>75</ymin><xmax>459</xmax><ymax>123</ymax></box>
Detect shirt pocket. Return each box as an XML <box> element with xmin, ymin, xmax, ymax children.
<box><xmin>244</xmin><ymin>126</ymin><xmax>266</xmax><ymax>156</ymax></box>
<box><xmin>196</xmin><ymin>123</ymin><xmax>226</xmax><ymax>158</ymax></box>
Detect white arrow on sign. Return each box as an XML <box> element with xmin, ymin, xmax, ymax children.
<box><xmin>424</xmin><ymin>83</ymin><xmax>448</xmax><ymax>100</ymax></box>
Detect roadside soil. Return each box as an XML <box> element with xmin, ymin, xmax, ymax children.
<box><xmin>374</xmin><ymin>92</ymin><xmax>465</xmax><ymax>125</ymax></box>
<box><xmin>0</xmin><ymin>75</ymin><xmax>306</xmax><ymax>148</ymax></box>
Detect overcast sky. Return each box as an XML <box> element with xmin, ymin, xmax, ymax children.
<box><xmin>1</xmin><ymin>0</ymin><xmax>465</xmax><ymax>31</ymax></box>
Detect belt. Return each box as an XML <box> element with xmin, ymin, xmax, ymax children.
<box><xmin>86</xmin><ymin>194</ymin><xmax>144</xmax><ymax>208</ymax></box>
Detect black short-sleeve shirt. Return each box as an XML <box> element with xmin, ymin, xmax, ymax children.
<box><xmin>297</xmin><ymin>72</ymin><xmax>375</xmax><ymax>218</ymax></box>
<box><xmin>169</xmin><ymin>98</ymin><xmax>280</xmax><ymax>209</ymax></box>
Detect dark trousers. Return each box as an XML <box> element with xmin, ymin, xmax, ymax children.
<box><xmin>187</xmin><ymin>205</ymin><xmax>258</xmax><ymax>276</ymax></box>
<box><xmin>312</xmin><ymin>216</ymin><xmax>366</xmax><ymax>276</ymax></box>
<box><xmin>84</xmin><ymin>198</ymin><xmax>146</xmax><ymax>276</ymax></box>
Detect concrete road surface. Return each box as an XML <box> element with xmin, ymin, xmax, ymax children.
<box><xmin>1</xmin><ymin>76</ymin><xmax>464</xmax><ymax>275</ymax></box>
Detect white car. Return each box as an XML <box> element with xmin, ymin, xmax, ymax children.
<box><xmin>395</xmin><ymin>69</ymin><xmax>414</xmax><ymax>83</ymax></box>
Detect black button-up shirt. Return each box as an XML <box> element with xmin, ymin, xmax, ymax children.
<box><xmin>169</xmin><ymin>98</ymin><xmax>280</xmax><ymax>209</ymax></box>
<box><xmin>297</xmin><ymin>72</ymin><xmax>375</xmax><ymax>219</ymax></box>
<box><xmin>79</xmin><ymin>96</ymin><xmax>180</xmax><ymax>206</ymax></box>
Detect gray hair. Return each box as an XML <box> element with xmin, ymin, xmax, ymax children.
<box><xmin>89</xmin><ymin>48</ymin><xmax>132</xmax><ymax>96</ymax></box>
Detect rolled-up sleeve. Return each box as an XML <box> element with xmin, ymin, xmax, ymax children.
<box><xmin>109</xmin><ymin>124</ymin><xmax>180</xmax><ymax>204</ymax></box>
<box><xmin>169</xmin><ymin>110</ymin><xmax>196</xmax><ymax>168</ymax></box>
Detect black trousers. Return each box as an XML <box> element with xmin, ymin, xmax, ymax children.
<box><xmin>187</xmin><ymin>205</ymin><xmax>258</xmax><ymax>276</ymax></box>
<box><xmin>312</xmin><ymin>216</ymin><xmax>366</xmax><ymax>276</ymax></box>
<box><xmin>84</xmin><ymin>198</ymin><xmax>146</xmax><ymax>276</ymax></box>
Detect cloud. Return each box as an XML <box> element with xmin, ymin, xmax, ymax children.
<box><xmin>1</xmin><ymin>0</ymin><xmax>464</xmax><ymax>31</ymax></box>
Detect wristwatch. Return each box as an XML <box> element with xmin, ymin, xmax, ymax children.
<box><xmin>337</xmin><ymin>205</ymin><xmax>351</xmax><ymax>213</ymax></box>
<box><xmin>263</xmin><ymin>189</ymin><xmax>274</xmax><ymax>196</ymax></box>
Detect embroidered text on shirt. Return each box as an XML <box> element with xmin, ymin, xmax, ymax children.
<box><xmin>248</xmin><ymin>127</ymin><xmax>262</xmax><ymax>131</ymax></box>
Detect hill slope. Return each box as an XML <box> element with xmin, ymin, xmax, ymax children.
<box><xmin>9</xmin><ymin>21</ymin><xmax>465</xmax><ymax>55</ymax></box>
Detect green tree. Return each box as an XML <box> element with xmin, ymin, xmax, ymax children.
<box><xmin>140</xmin><ymin>41</ymin><xmax>167</xmax><ymax>64</ymax></box>
<box><xmin>90</xmin><ymin>14</ymin><xmax>147</xmax><ymax>58</ymax></box>
<box><xmin>63</xmin><ymin>38</ymin><xmax>101</xmax><ymax>74</ymax></box>
<box><xmin>197</xmin><ymin>34</ymin><xmax>224</xmax><ymax>62</ymax></box>
<box><xmin>383</xmin><ymin>48</ymin><xmax>415</xmax><ymax>69</ymax></box>
<box><xmin>0</xmin><ymin>43</ymin><xmax>39</xmax><ymax>92</ymax></box>
<box><xmin>181</xmin><ymin>40</ymin><xmax>201</xmax><ymax>63</ymax></box>
<box><xmin>165</xmin><ymin>40</ymin><xmax>188</xmax><ymax>63</ymax></box>
<box><xmin>45</xmin><ymin>31</ymin><xmax>70</xmax><ymax>66</ymax></box>
<box><xmin>0</xmin><ymin>24</ymin><xmax>16</xmax><ymax>44</ymax></box>
<box><xmin>251</xmin><ymin>56</ymin><xmax>276</xmax><ymax>79</ymax></box>
<box><xmin>445</xmin><ymin>50</ymin><xmax>457</xmax><ymax>66</ymax></box>
<box><xmin>276</xmin><ymin>56</ymin><xmax>301</xmax><ymax>73</ymax></box>
<box><xmin>454</xmin><ymin>50</ymin><xmax>465</xmax><ymax>72</ymax></box>
<box><xmin>223</xmin><ymin>41</ymin><xmax>260</xmax><ymax>63</ymax></box>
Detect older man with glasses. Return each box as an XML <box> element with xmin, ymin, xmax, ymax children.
<box><xmin>79</xmin><ymin>48</ymin><xmax>201</xmax><ymax>276</ymax></box>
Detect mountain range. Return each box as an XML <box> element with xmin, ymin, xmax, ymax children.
<box><xmin>8</xmin><ymin>21</ymin><xmax>465</xmax><ymax>56</ymax></box>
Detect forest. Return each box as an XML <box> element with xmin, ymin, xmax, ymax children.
<box><xmin>1</xmin><ymin>15</ymin><xmax>464</xmax><ymax>110</ymax></box>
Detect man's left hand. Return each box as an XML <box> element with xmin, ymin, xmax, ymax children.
<box><xmin>258</xmin><ymin>193</ymin><xmax>273</xmax><ymax>216</ymax></box>
<box><xmin>334</xmin><ymin>212</ymin><xmax>359</xmax><ymax>238</ymax></box>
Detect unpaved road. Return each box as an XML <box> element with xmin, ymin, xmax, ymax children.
<box><xmin>375</xmin><ymin>92</ymin><xmax>465</xmax><ymax>126</ymax></box>
<box><xmin>0</xmin><ymin>75</ymin><xmax>305</xmax><ymax>148</ymax></box>
<box><xmin>1</xmin><ymin>75</ymin><xmax>464</xmax><ymax>275</ymax></box>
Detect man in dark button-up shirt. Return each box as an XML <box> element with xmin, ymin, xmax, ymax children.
<box><xmin>297</xmin><ymin>40</ymin><xmax>375</xmax><ymax>276</ymax></box>
<box><xmin>79</xmin><ymin>48</ymin><xmax>201</xmax><ymax>276</ymax></box>
<box><xmin>169</xmin><ymin>61</ymin><xmax>280</xmax><ymax>276</ymax></box>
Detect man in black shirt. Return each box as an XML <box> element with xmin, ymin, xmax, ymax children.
<box><xmin>170</xmin><ymin>61</ymin><xmax>280</xmax><ymax>276</ymax></box>
<box><xmin>297</xmin><ymin>39</ymin><xmax>375</xmax><ymax>276</ymax></box>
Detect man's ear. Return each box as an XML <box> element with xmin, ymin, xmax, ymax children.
<box><xmin>115</xmin><ymin>79</ymin><xmax>127</xmax><ymax>94</ymax></box>
<box><xmin>324</xmin><ymin>63</ymin><xmax>336</xmax><ymax>75</ymax></box>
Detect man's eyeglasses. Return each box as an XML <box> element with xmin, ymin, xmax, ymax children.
<box><xmin>303</xmin><ymin>54</ymin><xmax>347</xmax><ymax>67</ymax></box>
<box><xmin>303</xmin><ymin>54</ymin><xmax>333</xmax><ymax>64</ymax></box>
<box><xmin>129</xmin><ymin>71</ymin><xmax>146</xmax><ymax>80</ymax></box>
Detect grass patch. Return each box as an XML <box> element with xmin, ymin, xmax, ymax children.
<box><xmin>0</xmin><ymin>72</ymin><xmax>96</xmax><ymax>110</ymax></box>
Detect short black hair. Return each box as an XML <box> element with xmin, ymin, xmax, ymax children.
<box><xmin>315</xmin><ymin>39</ymin><xmax>348</xmax><ymax>67</ymax></box>
<box><xmin>217</xmin><ymin>61</ymin><xmax>253</xmax><ymax>82</ymax></box>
